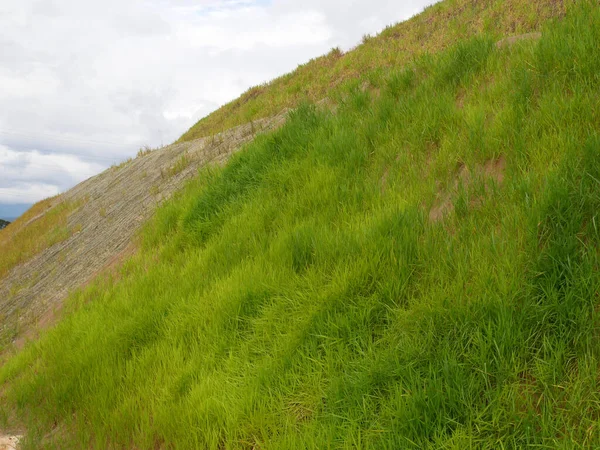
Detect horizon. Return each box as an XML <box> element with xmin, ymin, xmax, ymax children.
<box><xmin>0</xmin><ymin>203</ymin><xmax>31</xmax><ymax>222</ymax></box>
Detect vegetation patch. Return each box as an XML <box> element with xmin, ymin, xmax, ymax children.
<box><xmin>3</xmin><ymin>1</ymin><xmax>600</xmax><ymax>448</ymax></box>
<box><xmin>178</xmin><ymin>0</ymin><xmax>566</xmax><ymax>142</ymax></box>
<box><xmin>0</xmin><ymin>197</ymin><xmax>82</xmax><ymax>280</ymax></box>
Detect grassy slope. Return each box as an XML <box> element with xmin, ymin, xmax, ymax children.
<box><xmin>0</xmin><ymin>197</ymin><xmax>79</xmax><ymax>281</ymax></box>
<box><xmin>178</xmin><ymin>0</ymin><xmax>565</xmax><ymax>142</ymax></box>
<box><xmin>0</xmin><ymin>197</ymin><xmax>83</xmax><ymax>350</ymax></box>
<box><xmin>3</xmin><ymin>1</ymin><xmax>600</xmax><ymax>448</ymax></box>
<box><xmin>0</xmin><ymin>0</ymin><xmax>562</xmax><ymax>283</ymax></box>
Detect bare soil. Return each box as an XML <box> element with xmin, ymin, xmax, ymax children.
<box><xmin>429</xmin><ymin>156</ymin><xmax>506</xmax><ymax>223</ymax></box>
<box><xmin>0</xmin><ymin>435</ymin><xmax>20</xmax><ymax>450</ymax></box>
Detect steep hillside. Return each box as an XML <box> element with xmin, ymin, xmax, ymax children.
<box><xmin>0</xmin><ymin>220</ymin><xmax>9</xmax><ymax>231</ymax></box>
<box><xmin>2</xmin><ymin>1</ymin><xmax>598</xmax><ymax>447</ymax></box>
<box><xmin>178</xmin><ymin>0</ymin><xmax>565</xmax><ymax>142</ymax></box>
<box><xmin>0</xmin><ymin>113</ymin><xmax>286</xmax><ymax>351</ymax></box>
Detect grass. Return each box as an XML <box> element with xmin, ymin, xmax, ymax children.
<box><xmin>177</xmin><ymin>0</ymin><xmax>566</xmax><ymax>142</ymax></box>
<box><xmin>2</xmin><ymin>0</ymin><xmax>600</xmax><ymax>448</ymax></box>
<box><xmin>164</xmin><ymin>154</ymin><xmax>190</xmax><ymax>178</ymax></box>
<box><xmin>0</xmin><ymin>197</ymin><xmax>81</xmax><ymax>281</ymax></box>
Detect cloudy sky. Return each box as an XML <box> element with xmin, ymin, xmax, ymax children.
<box><xmin>0</xmin><ymin>0</ymin><xmax>436</xmax><ymax>218</ymax></box>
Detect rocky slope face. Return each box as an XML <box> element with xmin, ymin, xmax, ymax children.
<box><xmin>0</xmin><ymin>112</ymin><xmax>287</xmax><ymax>349</ymax></box>
<box><xmin>0</xmin><ymin>220</ymin><xmax>9</xmax><ymax>231</ymax></box>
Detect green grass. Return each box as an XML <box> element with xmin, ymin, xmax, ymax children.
<box><xmin>177</xmin><ymin>0</ymin><xmax>566</xmax><ymax>142</ymax></box>
<box><xmin>2</xmin><ymin>1</ymin><xmax>600</xmax><ymax>448</ymax></box>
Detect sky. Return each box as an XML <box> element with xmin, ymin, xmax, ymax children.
<box><xmin>0</xmin><ymin>0</ymin><xmax>437</xmax><ymax>219</ymax></box>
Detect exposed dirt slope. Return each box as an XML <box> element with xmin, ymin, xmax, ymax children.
<box><xmin>0</xmin><ymin>112</ymin><xmax>287</xmax><ymax>349</ymax></box>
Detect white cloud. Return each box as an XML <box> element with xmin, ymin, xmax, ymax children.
<box><xmin>176</xmin><ymin>9</ymin><xmax>331</xmax><ymax>52</ymax></box>
<box><xmin>0</xmin><ymin>145</ymin><xmax>103</xmax><ymax>203</ymax></box>
<box><xmin>0</xmin><ymin>183</ymin><xmax>60</xmax><ymax>204</ymax></box>
<box><xmin>0</xmin><ymin>0</ymin><xmax>437</xmax><ymax>207</ymax></box>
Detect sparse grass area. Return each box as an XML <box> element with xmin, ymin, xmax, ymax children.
<box><xmin>137</xmin><ymin>145</ymin><xmax>153</xmax><ymax>158</ymax></box>
<box><xmin>112</xmin><ymin>145</ymin><xmax>159</xmax><ymax>171</ymax></box>
<box><xmin>1</xmin><ymin>2</ymin><xmax>599</xmax><ymax>447</ymax></box>
<box><xmin>167</xmin><ymin>154</ymin><xmax>190</xmax><ymax>178</ymax></box>
<box><xmin>112</xmin><ymin>157</ymin><xmax>133</xmax><ymax>170</ymax></box>
<box><xmin>178</xmin><ymin>0</ymin><xmax>566</xmax><ymax>142</ymax></box>
<box><xmin>159</xmin><ymin>154</ymin><xmax>191</xmax><ymax>181</ymax></box>
<box><xmin>0</xmin><ymin>197</ymin><xmax>81</xmax><ymax>280</ymax></box>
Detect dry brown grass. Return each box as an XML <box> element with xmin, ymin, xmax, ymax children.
<box><xmin>0</xmin><ymin>197</ymin><xmax>80</xmax><ymax>280</ymax></box>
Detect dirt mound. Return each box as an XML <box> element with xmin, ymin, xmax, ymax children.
<box><xmin>0</xmin><ymin>112</ymin><xmax>288</xmax><ymax>349</ymax></box>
